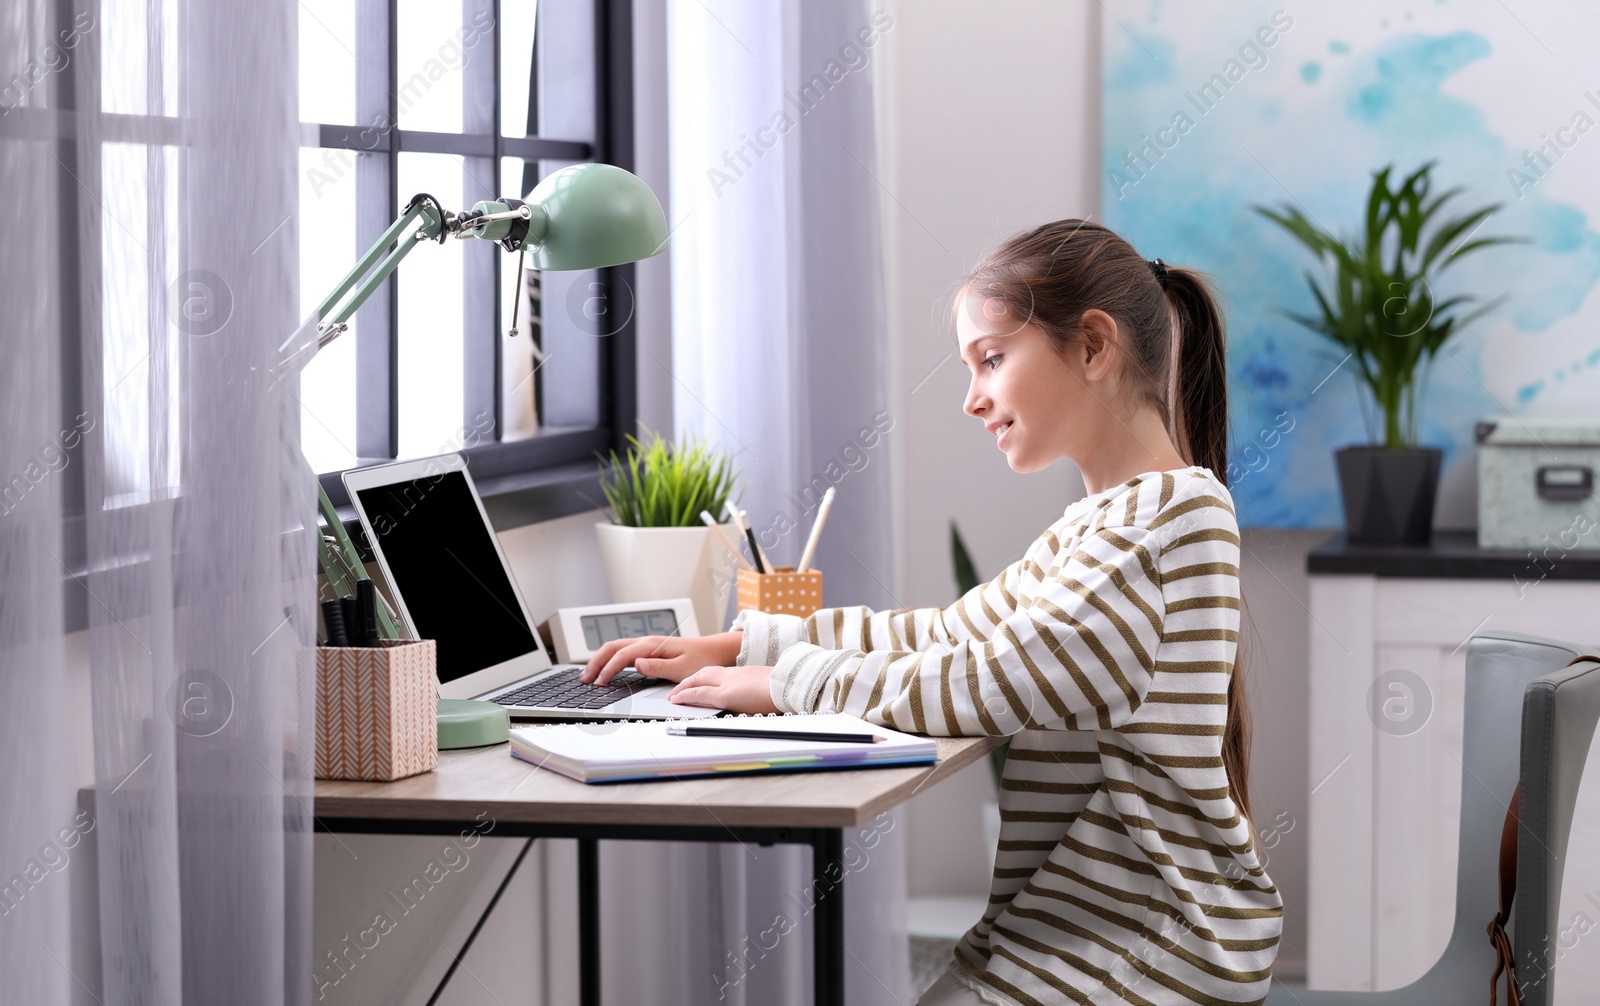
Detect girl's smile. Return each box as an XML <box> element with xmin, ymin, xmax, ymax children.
<box><xmin>956</xmin><ymin>291</ymin><xmax>1082</xmax><ymax>474</ymax></box>
<box><xmin>953</xmin><ymin>285</ymin><xmax>1190</xmax><ymax>491</ymax></box>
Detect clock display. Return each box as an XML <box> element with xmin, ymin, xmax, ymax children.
<box><xmin>581</xmin><ymin>609</ymin><xmax>679</xmax><ymax>649</ymax></box>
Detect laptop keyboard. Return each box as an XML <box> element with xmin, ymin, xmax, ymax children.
<box><xmin>490</xmin><ymin>667</ymin><xmax>651</xmax><ymax>710</ymax></box>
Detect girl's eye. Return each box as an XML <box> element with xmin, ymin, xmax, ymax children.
<box><xmin>983</xmin><ymin>354</ymin><xmax>1002</xmax><ymax>371</ymax></box>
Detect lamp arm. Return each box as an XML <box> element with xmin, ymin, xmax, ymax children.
<box><xmin>315</xmin><ymin>196</ymin><xmax>446</xmax><ymax>350</ymax></box>
<box><xmin>285</xmin><ymin>193</ymin><xmax>543</xmax><ymax>373</ymax></box>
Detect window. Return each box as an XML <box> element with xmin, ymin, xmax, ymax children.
<box><xmin>297</xmin><ymin>0</ymin><xmax>637</xmax><ymax>504</ymax></box>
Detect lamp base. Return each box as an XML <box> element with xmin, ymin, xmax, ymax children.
<box><xmin>437</xmin><ymin>699</ymin><xmax>510</xmax><ymax>749</ymax></box>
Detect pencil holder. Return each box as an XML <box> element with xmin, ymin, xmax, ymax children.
<box><xmin>736</xmin><ymin>566</ymin><xmax>824</xmax><ymax>618</ymax></box>
<box><xmin>308</xmin><ymin>639</ymin><xmax>439</xmax><ymax>781</ymax></box>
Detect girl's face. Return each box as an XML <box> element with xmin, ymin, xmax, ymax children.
<box><xmin>956</xmin><ymin>289</ymin><xmax>1098</xmax><ymax>474</ymax></box>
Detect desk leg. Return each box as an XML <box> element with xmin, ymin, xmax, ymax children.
<box><xmin>813</xmin><ymin>828</ymin><xmax>845</xmax><ymax>1006</ymax></box>
<box><xmin>579</xmin><ymin>837</ymin><xmax>600</xmax><ymax>1006</ymax></box>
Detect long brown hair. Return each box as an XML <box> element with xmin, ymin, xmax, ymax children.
<box><xmin>963</xmin><ymin>219</ymin><xmax>1254</xmax><ymax>823</ymax></box>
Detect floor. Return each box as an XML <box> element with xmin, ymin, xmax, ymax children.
<box><xmin>910</xmin><ymin>936</ymin><xmax>960</xmax><ymax>1000</ymax></box>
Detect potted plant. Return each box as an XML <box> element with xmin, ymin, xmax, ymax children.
<box><xmin>595</xmin><ymin>428</ymin><xmax>741</xmax><ymax>635</ymax></box>
<box><xmin>1254</xmin><ymin>162</ymin><xmax>1521</xmax><ymax>545</ymax></box>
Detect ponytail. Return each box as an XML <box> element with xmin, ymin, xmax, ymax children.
<box><xmin>1163</xmin><ymin>267</ymin><xmax>1254</xmax><ymax>826</ymax></box>
<box><xmin>1163</xmin><ymin>268</ymin><xmax>1230</xmax><ymax>487</ymax></box>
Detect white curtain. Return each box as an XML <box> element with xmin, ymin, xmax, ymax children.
<box><xmin>1</xmin><ymin>0</ymin><xmax>314</xmax><ymax>1003</ymax></box>
<box><xmin>592</xmin><ymin>2</ymin><xmax>909</xmax><ymax>1004</ymax></box>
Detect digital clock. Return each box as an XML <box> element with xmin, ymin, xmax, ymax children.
<box><xmin>539</xmin><ymin>598</ymin><xmax>701</xmax><ymax>664</ymax></box>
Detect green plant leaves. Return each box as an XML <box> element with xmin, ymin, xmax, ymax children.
<box><xmin>1252</xmin><ymin>161</ymin><xmax>1524</xmax><ymax>450</ymax></box>
<box><xmin>951</xmin><ymin>521</ymin><xmax>980</xmax><ymax>594</ymax></box>
<box><xmin>596</xmin><ymin>427</ymin><xmax>741</xmax><ymax>528</ymax></box>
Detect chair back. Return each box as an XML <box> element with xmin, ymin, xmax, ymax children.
<box><xmin>1263</xmin><ymin>632</ymin><xmax>1586</xmax><ymax>1006</ymax></box>
<box><xmin>1512</xmin><ymin>652</ymin><xmax>1600</xmax><ymax>1006</ymax></box>
<box><xmin>1416</xmin><ymin>632</ymin><xmax>1585</xmax><ymax>997</ymax></box>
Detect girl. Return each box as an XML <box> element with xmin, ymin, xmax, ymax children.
<box><xmin>582</xmin><ymin>220</ymin><xmax>1281</xmax><ymax>1004</ymax></box>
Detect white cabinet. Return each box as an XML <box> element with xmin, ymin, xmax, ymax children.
<box><xmin>1305</xmin><ymin>534</ymin><xmax>1600</xmax><ymax>990</ymax></box>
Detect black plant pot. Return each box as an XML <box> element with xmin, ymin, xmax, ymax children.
<box><xmin>1334</xmin><ymin>446</ymin><xmax>1443</xmax><ymax>545</ymax></box>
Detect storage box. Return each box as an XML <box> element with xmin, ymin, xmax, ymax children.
<box><xmin>736</xmin><ymin>566</ymin><xmax>824</xmax><ymax>618</ymax></box>
<box><xmin>1477</xmin><ymin>416</ymin><xmax>1600</xmax><ymax>552</ymax></box>
<box><xmin>309</xmin><ymin>639</ymin><xmax>439</xmax><ymax>781</ymax></box>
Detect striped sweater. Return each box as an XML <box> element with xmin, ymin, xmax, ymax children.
<box><xmin>732</xmin><ymin>466</ymin><xmax>1281</xmax><ymax>1004</ymax></box>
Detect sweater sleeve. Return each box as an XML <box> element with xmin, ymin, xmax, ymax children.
<box><xmin>752</xmin><ymin>522</ymin><xmax>1166</xmax><ymax>733</ymax></box>
<box><xmin>730</xmin><ymin>552</ymin><xmax>1033</xmax><ymax>709</ymax></box>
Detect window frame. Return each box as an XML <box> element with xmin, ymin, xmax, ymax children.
<box><xmin>38</xmin><ymin>0</ymin><xmax>638</xmax><ymax>632</ymax></box>
<box><xmin>306</xmin><ymin>0</ymin><xmax>639</xmax><ymax>516</ymax></box>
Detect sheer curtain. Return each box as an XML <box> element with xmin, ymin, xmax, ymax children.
<box><xmin>596</xmin><ymin>1</ymin><xmax>907</xmax><ymax>1003</ymax></box>
<box><xmin>1</xmin><ymin>0</ymin><xmax>314</xmax><ymax>1003</ymax></box>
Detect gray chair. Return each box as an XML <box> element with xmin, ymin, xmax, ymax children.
<box><xmin>1266</xmin><ymin>631</ymin><xmax>1591</xmax><ymax>1004</ymax></box>
<box><xmin>1510</xmin><ymin>648</ymin><xmax>1600</xmax><ymax>1006</ymax></box>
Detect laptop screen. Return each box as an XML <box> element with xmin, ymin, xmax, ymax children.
<box><xmin>353</xmin><ymin>470</ymin><xmax>539</xmax><ymax>685</ymax></box>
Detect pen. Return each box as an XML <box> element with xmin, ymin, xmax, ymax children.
<box><xmin>739</xmin><ymin>509</ymin><xmax>774</xmax><ymax>574</ymax></box>
<box><xmin>340</xmin><ymin>595</ymin><xmax>364</xmax><ymax>646</ymax></box>
<box><xmin>725</xmin><ymin>504</ymin><xmax>768</xmax><ymax>574</ymax></box>
<box><xmin>320</xmin><ymin>598</ymin><xmax>349</xmax><ymax>646</ymax></box>
<box><xmin>665</xmin><ymin>724</ymin><xmax>886</xmax><ymax>744</ymax></box>
<box><xmin>665</xmin><ymin>726</ymin><xmax>889</xmax><ymax>742</ymax></box>
<box><xmin>356</xmin><ymin>578</ymin><xmax>380</xmax><ymax>643</ymax></box>
<box><xmin>700</xmin><ymin>509</ymin><xmax>753</xmax><ymax>570</ymax></box>
<box><xmin>795</xmin><ymin>486</ymin><xmax>835</xmax><ymax>573</ymax></box>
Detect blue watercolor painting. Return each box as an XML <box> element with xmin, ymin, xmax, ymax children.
<box><xmin>1102</xmin><ymin>1</ymin><xmax>1600</xmax><ymax>527</ymax></box>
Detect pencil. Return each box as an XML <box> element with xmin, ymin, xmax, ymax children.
<box><xmin>795</xmin><ymin>486</ymin><xmax>835</xmax><ymax>573</ymax></box>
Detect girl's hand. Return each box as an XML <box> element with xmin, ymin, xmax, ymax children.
<box><xmin>668</xmin><ymin>665</ymin><xmax>780</xmax><ymax>715</ymax></box>
<box><xmin>580</xmin><ymin>630</ymin><xmax>743</xmax><ymax>686</ymax></box>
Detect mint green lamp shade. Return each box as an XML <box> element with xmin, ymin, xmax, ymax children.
<box><xmin>469</xmin><ymin>162</ymin><xmax>668</xmax><ymax>270</ymax></box>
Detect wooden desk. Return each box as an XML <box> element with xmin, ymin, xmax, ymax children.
<box><xmin>315</xmin><ymin>733</ymin><xmax>1002</xmax><ymax>1006</ymax></box>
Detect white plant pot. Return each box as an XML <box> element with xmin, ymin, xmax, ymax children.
<box><xmin>594</xmin><ymin>522</ymin><xmax>742</xmax><ymax>636</ymax></box>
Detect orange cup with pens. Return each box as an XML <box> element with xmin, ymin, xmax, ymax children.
<box><xmin>714</xmin><ymin>488</ymin><xmax>834</xmax><ymax>618</ymax></box>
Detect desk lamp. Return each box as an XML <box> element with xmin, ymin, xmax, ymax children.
<box><xmin>295</xmin><ymin>162</ymin><xmax>668</xmax><ymax>745</ymax></box>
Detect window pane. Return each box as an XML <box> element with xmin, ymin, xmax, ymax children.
<box><xmin>297</xmin><ymin>0</ymin><xmax>356</xmax><ymax>125</ymax></box>
<box><xmin>298</xmin><ymin>148</ymin><xmax>358</xmax><ymax>474</ymax></box>
<box><xmin>527</xmin><ymin>161</ymin><xmax>601</xmax><ymax>430</ymax></box>
<box><xmin>396</xmin><ymin>1</ymin><xmax>491</xmax><ymax>133</ymax></box>
<box><xmin>499</xmin><ymin>0</ymin><xmax>538</xmax><ymax>137</ymax></box>
<box><xmin>101</xmin><ymin>143</ymin><xmax>182</xmax><ymax>507</ymax></box>
<box><xmin>499</xmin><ymin>157</ymin><xmax>539</xmax><ymax>441</ymax></box>
<box><xmin>537</xmin><ymin>0</ymin><xmax>595</xmax><ymax>142</ymax></box>
<box><xmin>102</xmin><ymin>0</ymin><xmax>180</xmax><ymax>116</ymax></box>
<box><xmin>396</xmin><ymin>153</ymin><xmax>464</xmax><ymax>460</ymax></box>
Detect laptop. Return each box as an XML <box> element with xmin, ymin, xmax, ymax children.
<box><xmin>342</xmin><ymin>453</ymin><xmax>721</xmax><ymax>721</ymax></box>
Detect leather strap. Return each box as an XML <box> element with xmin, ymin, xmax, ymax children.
<box><xmin>1488</xmin><ymin>653</ymin><xmax>1600</xmax><ymax>1006</ymax></box>
<box><xmin>1489</xmin><ymin>784</ymin><xmax>1522</xmax><ymax>1006</ymax></box>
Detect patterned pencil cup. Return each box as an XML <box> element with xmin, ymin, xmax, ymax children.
<box><xmin>311</xmin><ymin>640</ymin><xmax>439</xmax><ymax>781</ymax></box>
<box><xmin>736</xmin><ymin>566</ymin><xmax>824</xmax><ymax>618</ymax></box>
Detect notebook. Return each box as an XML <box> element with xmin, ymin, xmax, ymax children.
<box><xmin>508</xmin><ymin>712</ymin><xmax>939</xmax><ymax>784</ymax></box>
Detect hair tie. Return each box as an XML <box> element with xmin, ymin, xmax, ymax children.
<box><xmin>1148</xmin><ymin>258</ymin><xmax>1169</xmax><ymax>289</ymax></box>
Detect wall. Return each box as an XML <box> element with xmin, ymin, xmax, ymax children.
<box><xmin>873</xmin><ymin>0</ymin><xmax>1315</xmax><ymax>978</ymax></box>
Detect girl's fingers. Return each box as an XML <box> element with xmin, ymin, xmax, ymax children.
<box><xmin>668</xmin><ymin>685</ymin><xmax>719</xmax><ymax>708</ymax></box>
<box><xmin>581</xmin><ymin>638</ymin><xmax>625</xmax><ymax>678</ymax></box>
<box><xmin>668</xmin><ymin>667</ymin><xmax>719</xmax><ymax>697</ymax></box>
<box><xmin>667</xmin><ymin>669</ymin><xmax>702</xmax><ymax>695</ymax></box>
<box><xmin>588</xmin><ymin>638</ymin><xmax>657</xmax><ymax>684</ymax></box>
